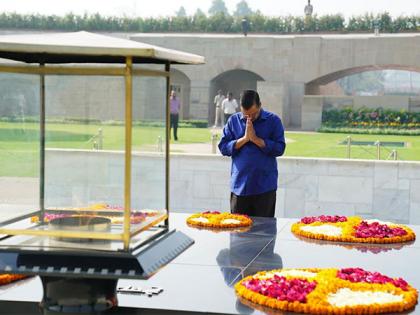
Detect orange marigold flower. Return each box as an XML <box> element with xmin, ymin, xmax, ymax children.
<box><xmin>291</xmin><ymin>216</ymin><xmax>415</xmax><ymax>244</ymax></box>
<box><xmin>235</xmin><ymin>268</ymin><xmax>418</xmax><ymax>314</ymax></box>
<box><xmin>0</xmin><ymin>274</ymin><xmax>27</xmax><ymax>286</ymax></box>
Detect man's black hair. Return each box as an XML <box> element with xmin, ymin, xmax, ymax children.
<box><xmin>240</xmin><ymin>90</ymin><xmax>261</xmax><ymax>110</ymax></box>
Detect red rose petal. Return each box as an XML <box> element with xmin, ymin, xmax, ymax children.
<box><xmin>354</xmin><ymin>221</ymin><xmax>407</xmax><ymax>239</ymax></box>
<box><xmin>243</xmin><ymin>276</ymin><xmax>317</xmax><ymax>303</ymax></box>
<box><xmin>337</xmin><ymin>268</ymin><xmax>409</xmax><ymax>291</ymax></box>
<box><xmin>301</xmin><ymin>215</ymin><xmax>348</xmax><ymax>224</ymax></box>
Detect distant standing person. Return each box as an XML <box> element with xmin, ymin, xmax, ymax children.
<box><xmin>218</xmin><ymin>90</ymin><xmax>286</xmax><ymax>217</ymax></box>
<box><xmin>221</xmin><ymin>92</ymin><xmax>238</xmax><ymax>124</ymax></box>
<box><xmin>213</xmin><ymin>90</ymin><xmax>225</xmax><ymax>127</ymax></box>
<box><xmin>170</xmin><ymin>90</ymin><xmax>180</xmax><ymax>141</ymax></box>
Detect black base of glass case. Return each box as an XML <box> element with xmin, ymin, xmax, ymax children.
<box><xmin>0</xmin><ymin>229</ymin><xmax>193</xmax><ymax>279</ymax></box>
<box><xmin>40</xmin><ymin>276</ymin><xmax>118</xmax><ymax>314</ymax></box>
<box><xmin>0</xmin><ymin>229</ymin><xmax>194</xmax><ymax>313</ymax></box>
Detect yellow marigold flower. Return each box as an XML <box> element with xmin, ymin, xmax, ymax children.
<box><xmin>186</xmin><ymin>212</ymin><xmax>252</xmax><ymax>229</ymax></box>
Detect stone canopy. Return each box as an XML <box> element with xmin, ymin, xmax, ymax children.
<box><xmin>0</xmin><ymin>31</ymin><xmax>205</xmax><ymax>65</ymax></box>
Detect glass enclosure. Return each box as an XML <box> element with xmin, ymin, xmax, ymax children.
<box><xmin>0</xmin><ymin>73</ymin><xmax>40</xmax><ymax>221</ymax></box>
<box><xmin>0</xmin><ymin>64</ymin><xmax>169</xmax><ymax>251</ymax></box>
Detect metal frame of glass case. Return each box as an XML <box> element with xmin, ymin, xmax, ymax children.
<box><xmin>0</xmin><ymin>32</ymin><xmax>203</xmax><ymax>250</ymax></box>
<box><xmin>0</xmin><ymin>31</ymin><xmax>204</xmax><ymax>278</ymax></box>
<box><xmin>0</xmin><ymin>62</ymin><xmax>172</xmax><ymax>249</ymax></box>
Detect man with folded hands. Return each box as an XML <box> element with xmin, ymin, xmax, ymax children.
<box><xmin>219</xmin><ymin>90</ymin><xmax>286</xmax><ymax>217</ymax></box>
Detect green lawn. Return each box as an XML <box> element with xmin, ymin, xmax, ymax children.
<box><xmin>1</xmin><ymin>121</ymin><xmax>419</xmax><ymax>177</ymax></box>
<box><xmin>284</xmin><ymin>132</ymin><xmax>420</xmax><ymax>161</ymax></box>
<box><xmin>0</xmin><ymin>121</ymin><xmax>213</xmax><ymax>176</ymax></box>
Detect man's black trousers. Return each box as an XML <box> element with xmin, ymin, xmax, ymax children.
<box><xmin>230</xmin><ymin>190</ymin><xmax>276</xmax><ymax>218</ymax></box>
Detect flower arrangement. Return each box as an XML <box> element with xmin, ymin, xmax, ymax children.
<box><xmin>186</xmin><ymin>211</ymin><xmax>253</xmax><ymax>229</ymax></box>
<box><xmin>31</xmin><ymin>204</ymin><xmax>160</xmax><ymax>225</ymax></box>
<box><xmin>235</xmin><ymin>268</ymin><xmax>418</xmax><ymax>314</ymax></box>
<box><xmin>291</xmin><ymin>216</ymin><xmax>415</xmax><ymax>244</ymax></box>
<box><xmin>322</xmin><ymin>107</ymin><xmax>420</xmax><ymax>130</ymax></box>
<box><xmin>0</xmin><ymin>274</ymin><xmax>27</xmax><ymax>286</ymax></box>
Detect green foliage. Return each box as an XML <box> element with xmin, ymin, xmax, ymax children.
<box><xmin>208</xmin><ymin>0</ymin><xmax>229</xmax><ymax>16</ymax></box>
<box><xmin>318</xmin><ymin>126</ymin><xmax>420</xmax><ymax>136</ymax></box>
<box><xmin>321</xmin><ymin>107</ymin><xmax>420</xmax><ymax>135</ymax></box>
<box><xmin>176</xmin><ymin>6</ymin><xmax>187</xmax><ymax>18</ymax></box>
<box><xmin>0</xmin><ymin>12</ymin><xmax>418</xmax><ymax>33</ymax></box>
<box><xmin>337</xmin><ymin>71</ymin><xmax>385</xmax><ymax>95</ymax></box>
<box><xmin>234</xmin><ymin>0</ymin><xmax>253</xmax><ymax>17</ymax></box>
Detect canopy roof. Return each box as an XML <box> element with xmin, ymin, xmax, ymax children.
<box><xmin>0</xmin><ymin>31</ymin><xmax>205</xmax><ymax>65</ymax></box>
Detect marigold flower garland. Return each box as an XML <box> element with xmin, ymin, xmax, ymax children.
<box><xmin>186</xmin><ymin>211</ymin><xmax>252</xmax><ymax>229</ymax></box>
<box><xmin>235</xmin><ymin>268</ymin><xmax>418</xmax><ymax>314</ymax></box>
<box><xmin>0</xmin><ymin>274</ymin><xmax>27</xmax><ymax>286</ymax></box>
<box><xmin>291</xmin><ymin>215</ymin><xmax>415</xmax><ymax>244</ymax></box>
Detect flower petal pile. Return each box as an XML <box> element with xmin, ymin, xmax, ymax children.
<box><xmin>337</xmin><ymin>268</ymin><xmax>408</xmax><ymax>290</ymax></box>
<box><xmin>301</xmin><ymin>215</ymin><xmax>348</xmax><ymax>224</ymax></box>
<box><xmin>242</xmin><ymin>275</ymin><xmax>317</xmax><ymax>303</ymax></box>
<box><xmin>186</xmin><ymin>212</ymin><xmax>252</xmax><ymax>229</ymax></box>
<box><xmin>292</xmin><ymin>216</ymin><xmax>415</xmax><ymax>244</ymax></box>
<box><xmin>235</xmin><ymin>268</ymin><xmax>418</xmax><ymax>314</ymax></box>
<box><xmin>354</xmin><ymin>221</ymin><xmax>408</xmax><ymax>239</ymax></box>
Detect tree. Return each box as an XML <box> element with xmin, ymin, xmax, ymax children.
<box><xmin>176</xmin><ymin>6</ymin><xmax>187</xmax><ymax>17</ymax></box>
<box><xmin>234</xmin><ymin>0</ymin><xmax>253</xmax><ymax>17</ymax></box>
<box><xmin>192</xmin><ymin>9</ymin><xmax>208</xmax><ymax>31</ymax></box>
<box><xmin>208</xmin><ymin>0</ymin><xmax>229</xmax><ymax>16</ymax></box>
<box><xmin>338</xmin><ymin>71</ymin><xmax>385</xmax><ymax>95</ymax></box>
<box><xmin>194</xmin><ymin>8</ymin><xmax>206</xmax><ymax>17</ymax></box>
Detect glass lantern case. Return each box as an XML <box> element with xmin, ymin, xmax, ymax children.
<box><xmin>0</xmin><ymin>31</ymin><xmax>204</xmax><ymax>312</ymax></box>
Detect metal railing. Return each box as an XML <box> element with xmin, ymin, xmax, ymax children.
<box><xmin>86</xmin><ymin>128</ymin><xmax>103</xmax><ymax>150</ymax></box>
<box><xmin>211</xmin><ymin>133</ymin><xmax>219</xmax><ymax>154</ymax></box>
<box><xmin>344</xmin><ymin>136</ymin><xmax>399</xmax><ymax>161</ymax></box>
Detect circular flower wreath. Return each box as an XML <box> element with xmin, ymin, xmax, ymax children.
<box><xmin>291</xmin><ymin>215</ymin><xmax>416</xmax><ymax>244</ymax></box>
<box><xmin>235</xmin><ymin>268</ymin><xmax>418</xmax><ymax>314</ymax></box>
<box><xmin>186</xmin><ymin>211</ymin><xmax>252</xmax><ymax>229</ymax></box>
<box><xmin>31</xmin><ymin>204</ymin><xmax>160</xmax><ymax>225</ymax></box>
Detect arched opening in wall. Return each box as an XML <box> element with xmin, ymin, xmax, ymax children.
<box><xmin>170</xmin><ymin>68</ymin><xmax>191</xmax><ymax>120</ymax></box>
<box><xmin>0</xmin><ymin>74</ymin><xmax>39</xmax><ymax>118</ymax></box>
<box><xmin>303</xmin><ymin>65</ymin><xmax>420</xmax><ymax>126</ymax></box>
<box><xmin>209</xmin><ymin>69</ymin><xmax>265</xmax><ymax>125</ymax></box>
<box><xmin>306</xmin><ymin>65</ymin><xmax>420</xmax><ymax>96</ymax></box>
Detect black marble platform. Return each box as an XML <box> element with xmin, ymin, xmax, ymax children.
<box><xmin>0</xmin><ymin>213</ymin><xmax>419</xmax><ymax>315</ymax></box>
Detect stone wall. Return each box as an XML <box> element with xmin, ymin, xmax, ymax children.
<box><xmin>170</xmin><ymin>154</ymin><xmax>420</xmax><ymax>224</ymax></box>
<box><xmin>8</xmin><ymin>150</ymin><xmax>416</xmax><ymax>224</ymax></box>
<box><xmin>2</xmin><ymin>32</ymin><xmax>420</xmax><ymax>126</ymax></box>
<box><xmin>131</xmin><ymin>33</ymin><xmax>420</xmax><ymax>126</ymax></box>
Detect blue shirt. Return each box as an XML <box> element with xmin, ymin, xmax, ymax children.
<box><xmin>218</xmin><ymin>109</ymin><xmax>286</xmax><ymax>196</ymax></box>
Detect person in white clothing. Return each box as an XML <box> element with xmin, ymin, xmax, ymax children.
<box><xmin>221</xmin><ymin>92</ymin><xmax>238</xmax><ymax>124</ymax></box>
<box><xmin>213</xmin><ymin>90</ymin><xmax>225</xmax><ymax>127</ymax></box>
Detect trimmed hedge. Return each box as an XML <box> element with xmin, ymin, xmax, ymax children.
<box><xmin>0</xmin><ymin>12</ymin><xmax>418</xmax><ymax>33</ymax></box>
<box><xmin>318</xmin><ymin>126</ymin><xmax>420</xmax><ymax>136</ymax></box>
<box><xmin>320</xmin><ymin>107</ymin><xmax>420</xmax><ymax>135</ymax></box>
